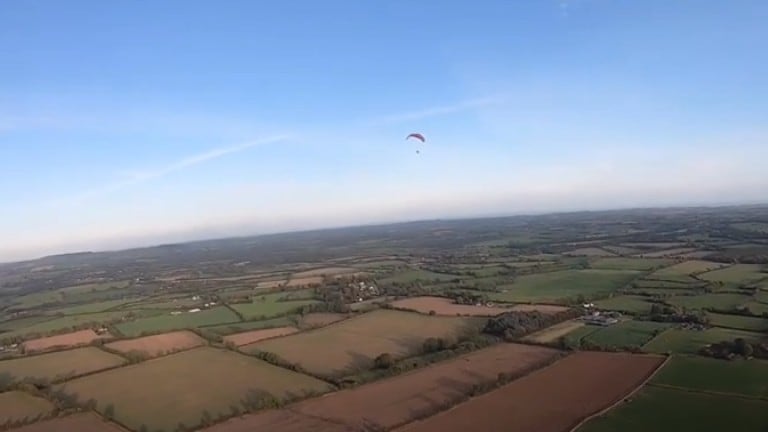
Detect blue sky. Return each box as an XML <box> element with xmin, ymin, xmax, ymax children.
<box><xmin>1</xmin><ymin>0</ymin><xmax>767</xmax><ymax>261</ymax></box>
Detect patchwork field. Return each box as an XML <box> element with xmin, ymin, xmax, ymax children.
<box><xmin>230</xmin><ymin>291</ymin><xmax>318</xmax><ymax>320</ymax></box>
<box><xmin>390</xmin><ymin>296</ymin><xmax>509</xmax><ymax>316</ymax></box>
<box><xmin>58</xmin><ymin>347</ymin><xmax>333</xmax><ymax>432</ymax></box>
<box><xmin>248</xmin><ymin>310</ymin><xmax>478</xmax><ymax>377</ymax></box>
<box><xmin>565</xmin><ymin>247</ymin><xmax>615</xmax><ymax>257</ymax></box>
<box><xmin>115</xmin><ymin>306</ymin><xmax>240</xmax><ymax>337</ymax></box>
<box><xmin>590</xmin><ymin>257</ymin><xmax>672</xmax><ymax>271</ymax></box>
<box><xmin>522</xmin><ymin>319</ymin><xmax>585</xmax><ymax>344</ymax></box>
<box><xmin>578</xmin><ymin>386</ymin><xmax>768</xmax><ymax>432</ymax></box>
<box><xmin>225</xmin><ymin>327</ymin><xmax>298</xmax><ymax>346</ymax></box>
<box><xmin>707</xmin><ymin>312</ymin><xmax>768</xmax><ymax>332</ymax></box>
<box><xmin>652</xmin><ymin>355</ymin><xmax>768</xmax><ymax>398</ymax></box>
<box><xmin>579</xmin><ymin>320</ymin><xmax>670</xmax><ymax>349</ymax></box>
<box><xmin>396</xmin><ymin>352</ymin><xmax>665</xmax><ymax>432</ymax></box>
<box><xmin>594</xmin><ymin>295</ymin><xmax>654</xmax><ymax>314</ymax></box>
<box><xmin>0</xmin><ymin>391</ymin><xmax>55</xmax><ymax>424</ymax></box>
<box><xmin>489</xmin><ymin>269</ymin><xmax>640</xmax><ymax>304</ymax></box>
<box><xmin>644</xmin><ymin>327</ymin><xmax>764</xmax><ymax>354</ymax></box>
<box><xmin>666</xmin><ymin>293</ymin><xmax>751</xmax><ymax>310</ymax></box>
<box><xmin>0</xmin><ymin>347</ymin><xmax>125</xmax><ymax>382</ymax></box>
<box><xmin>298</xmin><ymin>313</ymin><xmax>347</xmax><ymax>328</ymax></box>
<box><xmin>105</xmin><ymin>330</ymin><xmax>205</xmax><ymax>357</ymax></box>
<box><xmin>648</xmin><ymin>260</ymin><xmax>726</xmax><ymax>282</ymax></box>
<box><xmin>22</xmin><ymin>329</ymin><xmax>108</xmax><ymax>353</ymax></box>
<box><xmin>2</xmin><ymin>312</ymin><xmax>133</xmax><ymax>339</ymax></box>
<box><xmin>699</xmin><ymin>264</ymin><xmax>767</xmax><ymax>284</ymax></box>
<box><xmin>205</xmin><ymin>343</ymin><xmax>560</xmax><ymax>432</ymax></box>
<box><xmin>203</xmin><ymin>316</ymin><xmax>296</xmax><ymax>335</ymax></box>
<box><xmin>379</xmin><ymin>269</ymin><xmax>459</xmax><ymax>284</ymax></box>
<box><xmin>8</xmin><ymin>412</ymin><xmax>128</xmax><ymax>432</ymax></box>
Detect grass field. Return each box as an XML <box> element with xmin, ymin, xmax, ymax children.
<box><xmin>522</xmin><ymin>320</ymin><xmax>585</xmax><ymax>344</ymax></box>
<box><xmin>203</xmin><ymin>316</ymin><xmax>296</xmax><ymax>335</ymax></box>
<box><xmin>699</xmin><ymin>264</ymin><xmax>767</xmax><ymax>284</ymax></box>
<box><xmin>0</xmin><ymin>347</ymin><xmax>125</xmax><ymax>382</ymax></box>
<box><xmin>643</xmin><ymin>327</ymin><xmax>764</xmax><ymax>354</ymax></box>
<box><xmin>5</xmin><ymin>413</ymin><xmax>126</xmax><ymax>432</ymax></box>
<box><xmin>247</xmin><ymin>309</ymin><xmax>478</xmax><ymax>377</ymax></box>
<box><xmin>648</xmin><ymin>260</ymin><xmax>726</xmax><ymax>282</ymax></box>
<box><xmin>565</xmin><ymin>247</ymin><xmax>615</xmax><ymax>257</ymax></box>
<box><xmin>590</xmin><ymin>257</ymin><xmax>672</xmax><ymax>271</ymax></box>
<box><xmin>489</xmin><ymin>269</ymin><xmax>640</xmax><ymax>304</ymax></box>
<box><xmin>44</xmin><ymin>298</ymin><xmax>136</xmax><ymax>315</ymax></box>
<box><xmin>379</xmin><ymin>269</ymin><xmax>459</xmax><ymax>284</ymax></box>
<box><xmin>58</xmin><ymin>347</ymin><xmax>333</xmax><ymax>432</ymax></box>
<box><xmin>105</xmin><ymin>330</ymin><xmax>205</xmax><ymax>358</ymax></box>
<box><xmin>0</xmin><ymin>316</ymin><xmax>57</xmax><ymax>332</ymax></box>
<box><xmin>707</xmin><ymin>312</ymin><xmax>768</xmax><ymax>331</ymax></box>
<box><xmin>581</xmin><ymin>320</ymin><xmax>671</xmax><ymax>349</ymax></box>
<box><xmin>666</xmin><ymin>293</ymin><xmax>751</xmax><ymax>310</ymax></box>
<box><xmin>0</xmin><ymin>391</ymin><xmax>54</xmax><ymax>424</ymax></box>
<box><xmin>2</xmin><ymin>311</ymin><xmax>137</xmax><ymax>339</ymax></box>
<box><xmin>743</xmin><ymin>301</ymin><xmax>768</xmax><ymax>315</ymax></box>
<box><xmin>652</xmin><ymin>355</ymin><xmax>768</xmax><ymax>398</ymax></box>
<box><xmin>229</xmin><ymin>291</ymin><xmax>318</xmax><ymax>320</ymax></box>
<box><xmin>578</xmin><ymin>386</ymin><xmax>768</xmax><ymax>432</ymax></box>
<box><xmin>115</xmin><ymin>306</ymin><xmax>240</xmax><ymax>337</ymax></box>
<box><xmin>563</xmin><ymin>325</ymin><xmax>601</xmax><ymax>347</ymax></box>
<box><xmin>594</xmin><ymin>295</ymin><xmax>654</xmax><ymax>314</ymax></box>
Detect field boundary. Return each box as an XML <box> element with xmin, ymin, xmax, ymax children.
<box><xmin>567</xmin><ymin>353</ymin><xmax>670</xmax><ymax>432</ymax></box>
<box><xmin>646</xmin><ymin>382</ymin><xmax>768</xmax><ymax>402</ymax></box>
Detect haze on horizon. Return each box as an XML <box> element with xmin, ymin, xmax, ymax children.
<box><xmin>1</xmin><ymin>0</ymin><xmax>767</xmax><ymax>262</ymax></box>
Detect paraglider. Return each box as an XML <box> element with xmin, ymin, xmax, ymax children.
<box><xmin>406</xmin><ymin>133</ymin><xmax>425</xmax><ymax>154</ymax></box>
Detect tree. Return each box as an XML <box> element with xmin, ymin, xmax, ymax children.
<box><xmin>373</xmin><ymin>353</ymin><xmax>393</xmax><ymax>369</ymax></box>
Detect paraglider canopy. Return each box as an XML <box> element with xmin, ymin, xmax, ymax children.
<box><xmin>406</xmin><ymin>133</ymin><xmax>425</xmax><ymax>142</ymax></box>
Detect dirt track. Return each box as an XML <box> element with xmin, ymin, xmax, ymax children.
<box><xmin>396</xmin><ymin>351</ymin><xmax>665</xmax><ymax>432</ymax></box>
<box><xmin>203</xmin><ymin>343</ymin><xmax>560</xmax><ymax>432</ymax></box>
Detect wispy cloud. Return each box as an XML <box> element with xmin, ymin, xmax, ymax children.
<box><xmin>365</xmin><ymin>95</ymin><xmax>507</xmax><ymax>126</ymax></box>
<box><xmin>53</xmin><ymin>135</ymin><xmax>292</xmax><ymax>207</ymax></box>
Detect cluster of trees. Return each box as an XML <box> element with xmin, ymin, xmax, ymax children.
<box><xmin>646</xmin><ymin>304</ymin><xmax>709</xmax><ymax>324</ymax></box>
<box><xmin>483</xmin><ymin>310</ymin><xmax>581</xmax><ymax>339</ymax></box>
<box><xmin>446</xmin><ymin>291</ymin><xmax>489</xmax><ymax>306</ymax></box>
<box><xmin>706</xmin><ymin>305</ymin><xmax>768</xmax><ymax>319</ymax></box>
<box><xmin>699</xmin><ymin>337</ymin><xmax>768</xmax><ymax>360</ymax></box>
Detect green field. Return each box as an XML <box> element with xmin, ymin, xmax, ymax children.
<box><xmin>644</xmin><ymin>327</ymin><xmax>764</xmax><ymax>354</ymax></box>
<box><xmin>743</xmin><ymin>301</ymin><xmax>768</xmax><ymax>316</ymax></box>
<box><xmin>2</xmin><ymin>311</ymin><xmax>141</xmax><ymax>339</ymax></box>
<box><xmin>0</xmin><ymin>315</ymin><xmax>58</xmax><ymax>333</ymax></box>
<box><xmin>563</xmin><ymin>325</ymin><xmax>601</xmax><ymax>347</ymax></box>
<box><xmin>44</xmin><ymin>298</ymin><xmax>137</xmax><ymax>315</ymax></box>
<box><xmin>652</xmin><ymin>356</ymin><xmax>768</xmax><ymax>398</ymax></box>
<box><xmin>707</xmin><ymin>312</ymin><xmax>768</xmax><ymax>331</ymax></box>
<box><xmin>115</xmin><ymin>306</ymin><xmax>240</xmax><ymax>337</ymax></box>
<box><xmin>379</xmin><ymin>269</ymin><xmax>459</xmax><ymax>284</ymax></box>
<box><xmin>489</xmin><ymin>269</ymin><xmax>640</xmax><ymax>304</ymax></box>
<box><xmin>582</xmin><ymin>320</ymin><xmax>670</xmax><ymax>349</ymax></box>
<box><xmin>578</xmin><ymin>386</ymin><xmax>768</xmax><ymax>432</ymax></box>
<box><xmin>203</xmin><ymin>316</ymin><xmax>297</xmax><ymax>335</ymax></box>
<box><xmin>0</xmin><ymin>347</ymin><xmax>125</xmax><ymax>382</ymax></box>
<box><xmin>648</xmin><ymin>260</ymin><xmax>725</xmax><ymax>282</ymax></box>
<box><xmin>594</xmin><ymin>295</ymin><xmax>654</xmax><ymax>314</ymax></box>
<box><xmin>58</xmin><ymin>347</ymin><xmax>333</xmax><ymax>432</ymax></box>
<box><xmin>0</xmin><ymin>391</ymin><xmax>55</xmax><ymax>424</ymax></box>
<box><xmin>591</xmin><ymin>257</ymin><xmax>672</xmax><ymax>271</ymax></box>
<box><xmin>230</xmin><ymin>290</ymin><xmax>318</xmax><ymax>320</ymax></box>
<box><xmin>699</xmin><ymin>264</ymin><xmax>767</xmax><ymax>285</ymax></box>
<box><xmin>58</xmin><ymin>280</ymin><xmax>131</xmax><ymax>296</ymax></box>
<box><xmin>666</xmin><ymin>293</ymin><xmax>751</xmax><ymax>310</ymax></box>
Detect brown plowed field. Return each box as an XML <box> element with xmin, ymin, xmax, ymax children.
<box><xmin>23</xmin><ymin>329</ymin><xmax>109</xmax><ymax>352</ymax></box>
<box><xmin>104</xmin><ymin>330</ymin><xmax>204</xmax><ymax>357</ymax></box>
<box><xmin>300</xmin><ymin>312</ymin><xmax>348</xmax><ymax>328</ymax></box>
<box><xmin>390</xmin><ymin>297</ymin><xmax>509</xmax><ymax>316</ymax></box>
<box><xmin>9</xmin><ymin>412</ymin><xmax>127</xmax><ymax>432</ymax></box>
<box><xmin>396</xmin><ymin>351</ymin><xmax>665</xmax><ymax>432</ymax></box>
<box><xmin>202</xmin><ymin>343</ymin><xmax>560</xmax><ymax>432</ymax></box>
<box><xmin>225</xmin><ymin>326</ymin><xmax>298</xmax><ymax>346</ymax></box>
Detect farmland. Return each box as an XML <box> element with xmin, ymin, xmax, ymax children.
<box><xmin>229</xmin><ymin>290</ymin><xmax>318</xmax><ymax>320</ymax></box>
<box><xmin>522</xmin><ymin>319</ymin><xmax>585</xmax><ymax>343</ymax></box>
<box><xmin>578</xmin><ymin>320</ymin><xmax>671</xmax><ymax>349</ymax></box>
<box><xmin>706</xmin><ymin>312</ymin><xmax>768</xmax><ymax>332</ymax></box>
<box><xmin>489</xmin><ymin>269</ymin><xmax>640</xmax><ymax>304</ymax></box>
<box><xmin>396</xmin><ymin>352</ymin><xmax>665</xmax><ymax>432</ymax></box>
<box><xmin>648</xmin><ymin>260</ymin><xmax>726</xmax><ymax>282</ymax></box>
<box><xmin>105</xmin><ymin>330</ymin><xmax>205</xmax><ymax>358</ymax></box>
<box><xmin>0</xmin><ymin>347</ymin><xmax>125</xmax><ymax>381</ymax></box>
<box><xmin>591</xmin><ymin>257</ymin><xmax>672</xmax><ymax>271</ymax></box>
<box><xmin>248</xmin><ymin>310</ymin><xmax>478</xmax><ymax>377</ymax></box>
<box><xmin>224</xmin><ymin>327</ymin><xmax>299</xmax><ymax>346</ymax></box>
<box><xmin>594</xmin><ymin>295</ymin><xmax>654</xmax><ymax>314</ymax></box>
<box><xmin>0</xmin><ymin>391</ymin><xmax>54</xmax><ymax>424</ymax></box>
<box><xmin>114</xmin><ymin>306</ymin><xmax>240</xmax><ymax>337</ymax></box>
<box><xmin>206</xmin><ymin>343</ymin><xmax>560</xmax><ymax>432</ymax></box>
<box><xmin>699</xmin><ymin>264</ymin><xmax>767</xmax><ymax>284</ymax></box>
<box><xmin>22</xmin><ymin>329</ymin><xmax>108</xmax><ymax>352</ymax></box>
<box><xmin>643</xmin><ymin>327</ymin><xmax>765</xmax><ymax>354</ymax></box>
<box><xmin>7</xmin><ymin>413</ymin><xmax>129</xmax><ymax>432</ymax></box>
<box><xmin>390</xmin><ymin>296</ymin><xmax>509</xmax><ymax>316</ymax></box>
<box><xmin>58</xmin><ymin>347</ymin><xmax>334</xmax><ymax>431</ymax></box>
<box><xmin>665</xmin><ymin>293</ymin><xmax>751</xmax><ymax>310</ymax></box>
<box><xmin>652</xmin><ymin>355</ymin><xmax>768</xmax><ymax>398</ymax></box>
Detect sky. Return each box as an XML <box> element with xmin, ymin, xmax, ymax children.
<box><xmin>1</xmin><ymin>0</ymin><xmax>767</xmax><ymax>261</ymax></box>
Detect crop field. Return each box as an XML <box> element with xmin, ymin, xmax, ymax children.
<box><xmin>115</xmin><ymin>306</ymin><xmax>240</xmax><ymax>337</ymax></box>
<box><xmin>298</xmin><ymin>313</ymin><xmax>347</xmax><ymax>328</ymax></box>
<box><xmin>230</xmin><ymin>290</ymin><xmax>318</xmax><ymax>320</ymax></box>
<box><xmin>564</xmin><ymin>247</ymin><xmax>615</xmax><ymax>256</ymax></box>
<box><xmin>647</xmin><ymin>260</ymin><xmax>726</xmax><ymax>282</ymax></box>
<box><xmin>590</xmin><ymin>257</ymin><xmax>672</xmax><ymax>271</ymax></box>
<box><xmin>0</xmin><ymin>315</ymin><xmax>56</xmax><ymax>333</ymax></box>
<box><xmin>8</xmin><ymin>412</ymin><xmax>128</xmax><ymax>432</ymax></box>
<box><xmin>638</xmin><ymin>247</ymin><xmax>697</xmax><ymax>258</ymax></box>
<box><xmin>2</xmin><ymin>311</ymin><xmax>149</xmax><ymax>339</ymax></box>
<box><xmin>248</xmin><ymin>310</ymin><xmax>478</xmax><ymax>377</ymax></box>
<box><xmin>666</xmin><ymin>293</ymin><xmax>751</xmax><ymax>310</ymax></box>
<box><xmin>489</xmin><ymin>269</ymin><xmax>640</xmax><ymax>304</ymax></box>
<box><xmin>699</xmin><ymin>264</ymin><xmax>767</xmax><ymax>284</ymax></box>
<box><xmin>652</xmin><ymin>355</ymin><xmax>768</xmax><ymax>398</ymax></box>
<box><xmin>0</xmin><ymin>347</ymin><xmax>125</xmax><ymax>382</ymax></box>
<box><xmin>105</xmin><ymin>330</ymin><xmax>205</xmax><ymax>357</ymax></box>
<box><xmin>44</xmin><ymin>298</ymin><xmax>136</xmax><ymax>315</ymax></box>
<box><xmin>225</xmin><ymin>327</ymin><xmax>298</xmax><ymax>346</ymax></box>
<box><xmin>390</xmin><ymin>296</ymin><xmax>509</xmax><ymax>316</ymax></box>
<box><xmin>580</xmin><ymin>321</ymin><xmax>670</xmax><ymax>349</ymax></box>
<box><xmin>203</xmin><ymin>316</ymin><xmax>296</xmax><ymax>335</ymax></box>
<box><xmin>396</xmin><ymin>352</ymin><xmax>665</xmax><ymax>432</ymax></box>
<box><xmin>578</xmin><ymin>386</ymin><xmax>768</xmax><ymax>432</ymax></box>
<box><xmin>594</xmin><ymin>295</ymin><xmax>654</xmax><ymax>314</ymax></box>
<box><xmin>124</xmin><ymin>296</ymin><xmax>202</xmax><ymax>310</ymax></box>
<box><xmin>643</xmin><ymin>327</ymin><xmax>764</xmax><ymax>354</ymax></box>
<box><xmin>602</xmin><ymin>245</ymin><xmax>641</xmax><ymax>255</ymax></box>
<box><xmin>291</xmin><ymin>267</ymin><xmax>356</xmax><ymax>278</ymax></box>
<box><xmin>522</xmin><ymin>320</ymin><xmax>585</xmax><ymax>343</ymax></box>
<box><xmin>0</xmin><ymin>391</ymin><xmax>54</xmax><ymax>424</ymax></box>
<box><xmin>22</xmin><ymin>329</ymin><xmax>108</xmax><ymax>353</ymax></box>
<box><xmin>508</xmin><ymin>303</ymin><xmax>571</xmax><ymax>313</ymax></box>
<box><xmin>379</xmin><ymin>269</ymin><xmax>459</xmax><ymax>284</ymax></box>
<box><xmin>206</xmin><ymin>343</ymin><xmax>560</xmax><ymax>432</ymax></box>
<box><xmin>58</xmin><ymin>347</ymin><xmax>333</xmax><ymax>432</ymax></box>
<box><xmin>706</xmin><ymin>312</ymin><xmax>768</xmax><ymax>331</ymax></box>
